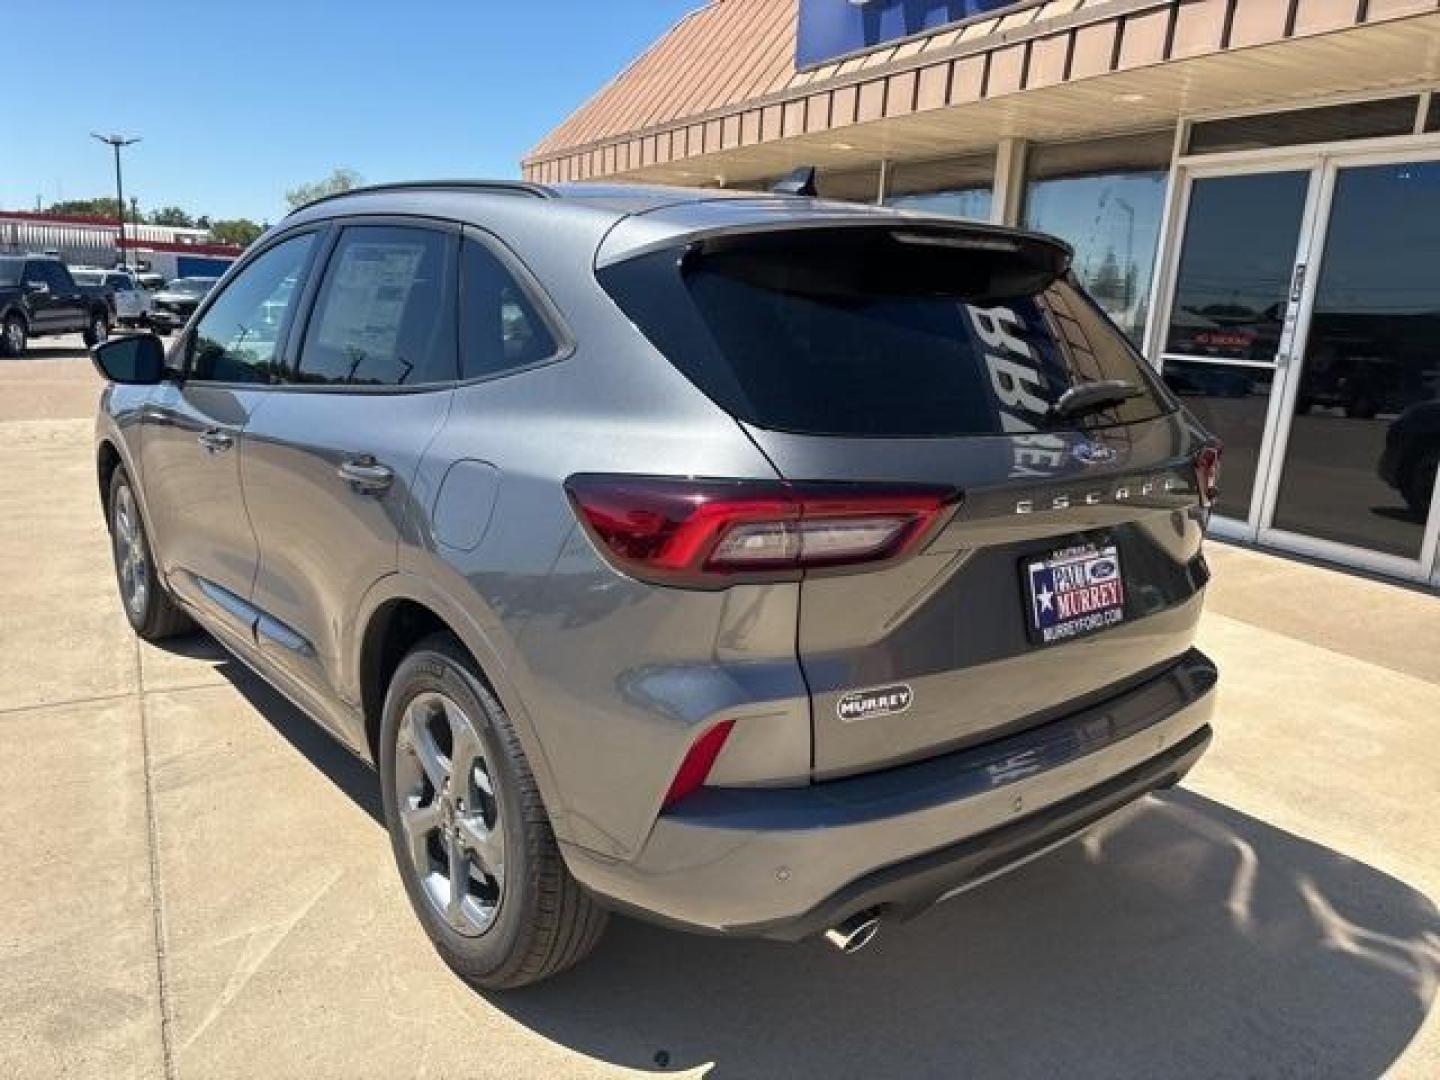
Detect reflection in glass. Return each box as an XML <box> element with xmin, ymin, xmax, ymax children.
<box><xmin>1024</xmin><ymin>160</ymin><xmax>1167</xmax><ymax>344</ymax></box>
<box><xmin>1273</xmin><ymin>161</ymin><xmax>1440</xmax><ymax>560</ymax></box>
<box><xmin>1162</xmin><ymin>360</ymin><xmax>1274</xmax><ymax>522</ymax></box>
<box><xmin>1165</xmin><ymin>171</ymin><xmax>1308</xmax><ymax>364</ymax></box>
<box><xmin>887</xmin><ymin>188</ymin><xmax>992</xmax><ymax>221</ymax></box>
<box><xmin>886</xmin><ymin>153</ymin><xmax>995</xmax><ymax>222</ymax></box>
<box><xmin>1186</xmin><ymin>97</ymin><xmax>1418</xmax><ymax>155</ymax></box>
<box><xmin>819</xmin><ymin>166</ymin><xmax>882</xmax><ymax>203</ymax></box>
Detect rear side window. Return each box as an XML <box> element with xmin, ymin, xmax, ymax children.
<box><xmin>459</xmin><ymin>237</ymin><xmax>557</xmax><ymax>381</ymax></box>
<box><xmin>599</xmin><ymin>228</ymin><xmax>1173</xmax><ymax>437</ymax></box>
<box><xmin>297</xmin><ymin>226</ymin><xmax>457</xmax><ymax>387</ymax></box>
<box><xmin>191</xmin><ymin>233</ymin><xmax>314</xmax><ymax>383</ymax></box>
<box><xmin>26</xmin><ymin>262</ymin><xmax>67</xmax><ymax>290</ymax></box>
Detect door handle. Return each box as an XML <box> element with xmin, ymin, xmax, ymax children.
<box><xmin>337</xmin><ymin>455</ymin><xmax>394</xmax><ymax>493</ymax></box>
<box><xmin>197</xmin><ymin>428</ymin><xmax>234</xmax><ymax>453</ymax></box>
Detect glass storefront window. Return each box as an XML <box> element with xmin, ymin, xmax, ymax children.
<box><xmin>887</xmin><ymin>188</ymin><xmax>993</xmax><ymax>221</ymax></box>
<box><xmin>884</xmin><ymin>152</ymin><xmax>995</xmax><ymax>222</ymax></box>
<box><xmin>1164</xmin><ymin>171</ymin><xmax>1310</xmax><ymax>365</ymax></box>
<box><xmin>1022</xmin><ymin>130</ymin><xmax>1173</xmax><ymax>345</ymax></box>
<box><xmin>1272</xmin><ymin>160</ymin><xmax>1440</xmax><ymax>560</ymax></box>
<box><xmin>1427</xmin><ymin>94</ymin><xmax>1440</xmax><ymax>133</ymax></box>
<box><xmin>1187</xmin><ymin>97</ymin><xmax>1419</xmax><ymax>156</ymax></box>
<box><xmin>1160</xmin><ymin>170</ymin><xmax>1312</xmax><ymax>524</ymax></box>
<box><xmin>819</xmin><ymin>166</ymin><xmax>883</xmax><ymax>203</ymax></box>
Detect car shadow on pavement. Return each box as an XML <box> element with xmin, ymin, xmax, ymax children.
<box><xmin>497</xmin><ymin>794</ymin><xmax>1440</xmax><ymax>1079</ymax></box>
<box><xmin>193</xmin><ymin>639</ymin><xmax>1438</xmax><ymax>1079</ymax></box>
<box><xmin>209</xmin><ymin>652</ymin><xmax>385</xmax><ymax>824</ymax></box>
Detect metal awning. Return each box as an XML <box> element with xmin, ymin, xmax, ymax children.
<box><xmin>523</xmin><ymin>0</ymin><xmax>1440</xmax><ymax>186</ymax></box>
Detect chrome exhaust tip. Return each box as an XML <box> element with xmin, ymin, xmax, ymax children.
<box><xmin>824</xmin><ymin>910</ymin><xmax>882</xmax><ymax>954</ymax></box>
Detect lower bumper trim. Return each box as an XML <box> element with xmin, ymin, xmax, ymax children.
<box><xmin>736</xmin><ymin>723</ymin><xmax>1211</xmax><ymax>942</ymax></box>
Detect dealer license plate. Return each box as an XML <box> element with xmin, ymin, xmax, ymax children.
<box><xmin>1025</xmin><ymin>542</ymin><xmax>1126</xmax><ymax>645</ymax></box>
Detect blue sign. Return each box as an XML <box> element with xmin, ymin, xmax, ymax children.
<box><xmin>797</xmin><ymin>0</ymin><xmax>1021</xmax><ymax>68</ymax></box>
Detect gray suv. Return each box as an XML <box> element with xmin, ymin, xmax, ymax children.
<box><xmin>92</xmin><ymin>180</ymin><xmax>1220</xmax><ymax>988</ymax></box>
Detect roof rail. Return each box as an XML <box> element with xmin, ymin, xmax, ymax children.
<box><xmin>286</xmin><ymin>179</ymin><xmax>557</xmax><ymax>216</ymax></box>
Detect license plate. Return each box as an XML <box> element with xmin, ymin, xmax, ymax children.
<box><xmin>1024</xmin><ymin>542</ymin><xmax>1125</xmax><ymax>645</ymax></box>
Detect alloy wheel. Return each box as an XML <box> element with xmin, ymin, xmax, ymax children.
<box><xmin>3</xmin><ymin>319</ymin><xmax>23</xmax><ymax>355</ymax></box>
<box><xmin>112</xmin><ymin>483</ymin><xmax>149</xmax><ymax>618</ymax></box>
<box><xmin>92</xmin><ymin>316</ymin><xmax>109</xmax><ymax>344</ymax></box>
<box><xmin>393</xmin><ymin>690</ymin><xmax>506</xmax><ymax>937</ymax></box>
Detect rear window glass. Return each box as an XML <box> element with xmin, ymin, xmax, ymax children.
<box><xmin>599</xmin><ymin>229</ymin><xmax>1173</xmax><ymax>437</ymax></box>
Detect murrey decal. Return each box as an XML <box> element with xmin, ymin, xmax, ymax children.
<box><xmin>837</xmin><ymin>684</ymin><xmax>914</xmax><ymax>722</ymax></box>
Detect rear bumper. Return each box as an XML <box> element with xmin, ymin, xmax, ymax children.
<box><xmin>562</xmin><ymin>649</ymin><xmax>1216</xmax><ymax>938</ymax></box>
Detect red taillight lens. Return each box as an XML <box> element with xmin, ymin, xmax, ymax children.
<box><xmin>1194</xmin><ymin>443</ymin><xmax>1222</xmax><ymax>509</ymax></box>
<box><xmin>662</xmin><ymin>720</ymin><xmax>735</xmax><ymax>808</ymax></box>
<box><xmin>565</xmin><ymin>475</ymin><xmax>957</xmax><ymax>585</ymax></box>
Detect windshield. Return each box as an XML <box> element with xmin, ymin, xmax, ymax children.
<box><xmin>72</xmin><ymin>270</ymin><xmax>104</xmax><ymax>285</ymax></box>
<box><xmin>0</xmin><ymin>259</ymin><xmax>20</xmax><ymax>287</ymax></box>
<box><xmin>167</xmin><ymin>278</ymin><xmax>216</xmax><ymax>296</ymax></box>
<box><xmin>599</xmin><ymin>228</ymin><xmax>1174</xmax><ymax>438</ymax></box>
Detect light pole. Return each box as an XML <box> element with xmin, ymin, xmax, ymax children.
<box><xmin>91</xmin><ymin>133</ymin><xmax>141</xmax><ymax>268</ymax></box>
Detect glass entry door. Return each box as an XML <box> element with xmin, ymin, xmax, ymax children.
<box><xmin>1157</xmin><ymin>168</ymin><xmax>1318</xmax><ymax>530</ymax></box>
<box><xmin>1262</xmin><ymin>157</ymin><xmax>1440</xmax><ymax>575</ymax></box>
<box><xmin>1158</xmin><ymin>151</ymin><xmax>1440</xmax><ymax>582</ymax></box>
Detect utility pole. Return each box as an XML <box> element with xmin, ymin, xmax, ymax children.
<box><xmin>90</xmin><ymin>133</ymin><xmax>141</xmax><ymax>268</ymax></box>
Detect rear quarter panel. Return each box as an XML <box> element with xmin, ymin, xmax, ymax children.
<box><xmin>400</xmin><ymin>289</ymin><xmax>806</xmax><ymax>858</ymax></box>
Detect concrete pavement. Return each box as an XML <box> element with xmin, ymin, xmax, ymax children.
<box><xmin>2</xmin><ymin>341</ymin><xmax>1437</xmax><ymax>1078</ymax></box>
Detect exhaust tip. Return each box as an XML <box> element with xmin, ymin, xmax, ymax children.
<box><xmin>824</xmin><ymin>910</ymin><xmax>882</xmax><ymax>954</ymax></box>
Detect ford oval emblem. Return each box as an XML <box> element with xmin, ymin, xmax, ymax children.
<box><xmin>1072</xmin><ymin>441</ymin><xmax>1117</xmax><ymax>466</ymax></box>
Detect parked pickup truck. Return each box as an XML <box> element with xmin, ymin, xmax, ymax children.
<box><xmin>0</xmin><ymin>255</ymin><xmax>113</xmax><ymax>356</ymax></box>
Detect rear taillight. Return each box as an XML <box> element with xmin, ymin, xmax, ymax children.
<box><xmin>1194</xmin><ymin>443</ymin><xmax>1222</xmax><ymax>509</ymax></box>
<box><xmin>565</xmin><ymin>475</ymin><xmax>957</xmax><ymax>586</ymax></box>
<box><xmin>662</xmin><ymin>720</ymin><xmax>735</xmax><ymax>808</ymax></box>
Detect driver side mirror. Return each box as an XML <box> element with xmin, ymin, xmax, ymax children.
<box><xmin>92</xmin><ymin>333</ymin><xmax>166</xmax><ymax>385</ymax></box>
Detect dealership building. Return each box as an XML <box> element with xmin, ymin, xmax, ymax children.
<box><xmin>525</xmin><ymin>0</ymin><xmax>1440</xmax><ymax>587</ymax></box>
<box><xmin>0</xmin><ymin>210</ymin><xmax>240</xmax><ymax>280</ymax></box>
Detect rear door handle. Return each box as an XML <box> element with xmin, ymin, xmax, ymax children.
<box><xmin>197</xmin><ymin>428</ymin><xmax>234</xmax><ymax>453</ymax></box>
<box><xmin>337</xmin><ymin>455</ymin><xmax>394</xmax><ymax>493</ymax></box>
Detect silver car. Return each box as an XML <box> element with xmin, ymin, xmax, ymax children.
<box><xmin>92</xmin><ymin>180</ymin><xmax>1220</xmax><ymax>988</ymax></box>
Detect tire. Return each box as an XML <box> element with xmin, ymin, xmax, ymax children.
<box><xmin>108</xmin><ymin>466</ymin><xmax>194</xmax><ymax>640</ymax></box>
<box><xmin>82</xmin><ymin>311</ymin><xmax>110</xmax><ymax>348</ymax></box>
<box><xmin>1</xmin><ymin>314</ymin><xmax>25</xmax><ymax>357</ymax></box>
<box><xmin>379</xmin><ymin>633</ymin><xmax>607</xmax><ymax>989</ymax></box>
<box><xmin>1400</xmin><ymin>447</ymin><xmax>1439</xmax><ymax>516</ymax></box>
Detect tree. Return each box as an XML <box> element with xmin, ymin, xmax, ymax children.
<box><xmin>48</xmin><ymin>197</ymin><xmax>123</xmax><ymax>219</ymax></box>
<box><xmin>149</xmin><ymin>206</ymin><xmax>195</xmax><ymax>228</ymax></box>
<box><xmin>284</xmin><ymin>168</ymin><xmax>363</xmax><ymax>210</ymax></box>
<box><xmin>208</xmin><ymin>218</ymin><xmax>265</xmax><ymax>248</ymax></box>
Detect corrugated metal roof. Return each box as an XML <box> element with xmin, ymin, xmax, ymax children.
<box><xmin>528</xmin><ymin>1</ymin><xmax>796</xmax><ymax>158</ymax></box>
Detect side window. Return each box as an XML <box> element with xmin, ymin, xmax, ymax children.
<box><xmin>191</xmin><ymin>233</ymin><xmax>314</xmax><ymax>384</ymax></box>
<box><xmin>25</xmin><ymin>262</ymin><xmax>60</xmax><ymax>289</ymax></box>
<box><xmin>295</xmin><ymin>226</ymin><xmax>457</xmax><ymax>387</ymax></box>
<box><xmin>460</xmin><ymin>238</ymin><xmax>558</xmax><ymax>381</ymax></box>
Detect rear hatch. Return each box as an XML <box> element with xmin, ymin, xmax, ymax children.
<box><xmin>599</xmin><ymin>215</ymin><xmax>1215</xmax><ymax>778</ymax></box>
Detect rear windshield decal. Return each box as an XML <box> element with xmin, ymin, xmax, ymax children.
<box><xmin>837</xmin><ymin>684</ymin><xmax>914</xmax><ymax>722</ymax></box>
<box><xmin>968</xmin><ymin>302</ymin><xmax>1068</xmax><ymax>480</ymax></box>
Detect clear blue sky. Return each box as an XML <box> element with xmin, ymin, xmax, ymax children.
<box><xmin>3</xmin><ymin>0</ymin><xmax>698</xmax><ymax>225</ymax></box>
